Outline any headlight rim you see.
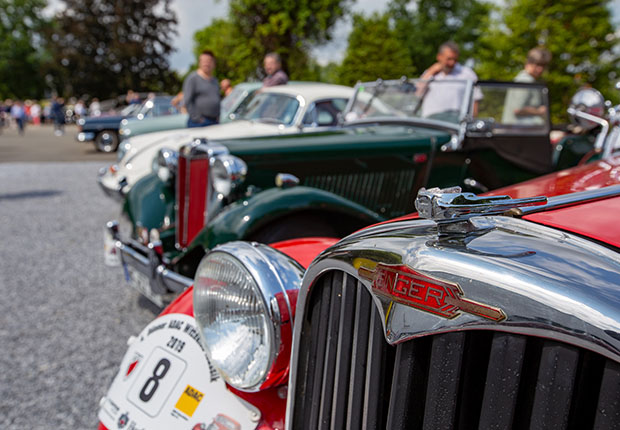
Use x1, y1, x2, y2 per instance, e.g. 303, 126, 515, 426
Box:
193, 241, 304, 392
210, 154, 247, 197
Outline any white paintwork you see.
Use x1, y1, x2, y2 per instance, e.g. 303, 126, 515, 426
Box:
101, 83, 354, 196
98, 313, 257, 429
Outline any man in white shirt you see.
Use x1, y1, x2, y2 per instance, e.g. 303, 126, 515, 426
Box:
419, 42, 482, 118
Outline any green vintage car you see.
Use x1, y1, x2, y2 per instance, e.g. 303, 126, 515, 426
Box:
105, 78, 602, 306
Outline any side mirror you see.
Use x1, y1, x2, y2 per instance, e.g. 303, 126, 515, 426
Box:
568, 87, 606, 130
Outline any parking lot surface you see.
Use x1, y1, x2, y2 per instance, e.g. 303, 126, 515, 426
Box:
0, 130, 154, 429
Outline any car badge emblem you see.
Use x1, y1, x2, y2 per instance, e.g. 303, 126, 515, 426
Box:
359, 263, 506, 321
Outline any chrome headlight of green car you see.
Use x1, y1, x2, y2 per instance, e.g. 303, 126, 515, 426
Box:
210, 154, 247, 197
152, 147, 179, 182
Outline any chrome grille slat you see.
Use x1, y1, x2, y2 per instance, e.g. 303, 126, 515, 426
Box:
292, 270, 620, 429
529, 342, 579, 428
478, 333, 527, 429
593, 360, 620, 429
346, 281, 372, 429
330, 273, 357, 429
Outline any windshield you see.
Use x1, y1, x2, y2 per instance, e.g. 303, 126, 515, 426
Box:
221, 86, 249, 113
344, 78, 473, 125
120, 103, 142, 117
237, 92, 300, 125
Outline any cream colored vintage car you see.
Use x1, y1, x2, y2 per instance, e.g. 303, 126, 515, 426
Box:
98, 83, 354, 200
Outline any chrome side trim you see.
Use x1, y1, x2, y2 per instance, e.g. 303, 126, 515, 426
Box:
519, 184, 620, 216
286, 215, 620, 429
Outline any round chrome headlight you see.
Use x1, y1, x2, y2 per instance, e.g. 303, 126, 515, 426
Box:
193, 242, 304, 391
210, 155, 247, 196
153, 147, 178, 182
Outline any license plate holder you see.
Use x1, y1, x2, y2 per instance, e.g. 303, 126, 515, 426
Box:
126, 265, 163, 307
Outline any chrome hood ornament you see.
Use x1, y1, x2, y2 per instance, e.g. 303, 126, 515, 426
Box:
415, 186, 547, 235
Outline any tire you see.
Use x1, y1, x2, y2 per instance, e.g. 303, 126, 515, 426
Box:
95, 130, 119, 152
249, 213, 339, 245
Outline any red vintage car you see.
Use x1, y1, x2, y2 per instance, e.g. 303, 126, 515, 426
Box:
98, 155, 620, 430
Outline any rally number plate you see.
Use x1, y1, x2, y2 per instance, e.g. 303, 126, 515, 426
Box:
99, 314, 257, 430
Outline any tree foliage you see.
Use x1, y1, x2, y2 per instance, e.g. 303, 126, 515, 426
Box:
0, 0, 49, 99
46, 0, 179, 98
476, 0, 618, 122
193, 0, 353, 83
388, 0, 493, 75
338, 13, 415, 86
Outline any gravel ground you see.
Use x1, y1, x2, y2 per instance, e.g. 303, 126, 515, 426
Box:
0, 162, 155, 429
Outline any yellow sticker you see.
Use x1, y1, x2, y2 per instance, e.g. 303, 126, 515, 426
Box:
174, 385, 204, 417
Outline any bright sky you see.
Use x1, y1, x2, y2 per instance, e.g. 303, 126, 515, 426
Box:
47, 0, 620, 73
168, 0, 389, 72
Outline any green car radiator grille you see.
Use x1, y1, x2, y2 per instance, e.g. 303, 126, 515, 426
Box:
303, 169, 417, 218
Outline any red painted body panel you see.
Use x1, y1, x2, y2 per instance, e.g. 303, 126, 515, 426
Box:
131, 237, 337, 430
523, 196, 620, 249
270, 237, 339, 268
487, 155, 620, 199
98, 423, 108, 430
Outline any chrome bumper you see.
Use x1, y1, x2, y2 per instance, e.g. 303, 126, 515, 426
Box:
107, 221, 193, 295
77, 131, 96, 142
97, 167, 127, 202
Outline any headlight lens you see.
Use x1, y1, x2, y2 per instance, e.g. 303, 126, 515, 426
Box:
117, 141, 131, 162
194, 252, 273, 389
153, 147, 178, 182
194, 242, 304, 391
210, 155, 247, 196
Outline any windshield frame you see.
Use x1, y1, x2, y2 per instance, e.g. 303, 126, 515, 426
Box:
343, 78, 474, 129
236, 92, 304, 127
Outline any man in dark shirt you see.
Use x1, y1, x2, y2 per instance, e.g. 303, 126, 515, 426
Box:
183, 50, 221, 128
262, 52, 288, 87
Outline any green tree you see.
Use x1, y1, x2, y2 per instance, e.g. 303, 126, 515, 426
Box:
338, 13, 415, 86
193, 0, 353, 83
46, 0, 179, 98
0, 0, 49, 99
389, 0, 493, 75
476, 0, 618, 122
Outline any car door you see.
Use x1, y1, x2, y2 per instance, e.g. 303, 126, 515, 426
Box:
462, 81, 552, 190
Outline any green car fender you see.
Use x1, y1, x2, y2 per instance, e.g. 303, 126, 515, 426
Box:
184, 185, 385, 255
125, 173, 175, 231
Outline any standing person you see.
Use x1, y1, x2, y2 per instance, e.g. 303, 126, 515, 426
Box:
182, 50, 221, 128
502, 47, 551, 125
419, 41, 482, 117
30, 100, 41, 126
74, 99, 86, 120
89, 98, 101, 117
11, 100, 26, 135
52, 97, 66, 136
262, 52, 288, 87
220, 79, 233, 97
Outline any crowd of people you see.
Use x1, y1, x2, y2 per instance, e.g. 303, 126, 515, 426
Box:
0, 96, 106, 136
1, 43, 550, 136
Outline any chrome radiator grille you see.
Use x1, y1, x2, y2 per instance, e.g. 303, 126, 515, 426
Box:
292, 270, 620, 429
303, 169, 417, 218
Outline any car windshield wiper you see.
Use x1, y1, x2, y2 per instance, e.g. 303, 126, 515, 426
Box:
412, 76, 435, 116
360, 83, 385, 116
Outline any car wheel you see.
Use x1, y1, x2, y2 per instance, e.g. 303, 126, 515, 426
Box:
95, 130, 119, 152
249, 213, 339, 244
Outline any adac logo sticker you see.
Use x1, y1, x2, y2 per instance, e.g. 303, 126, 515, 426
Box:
174, 385, 204, 418
359, 263, 505, 321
